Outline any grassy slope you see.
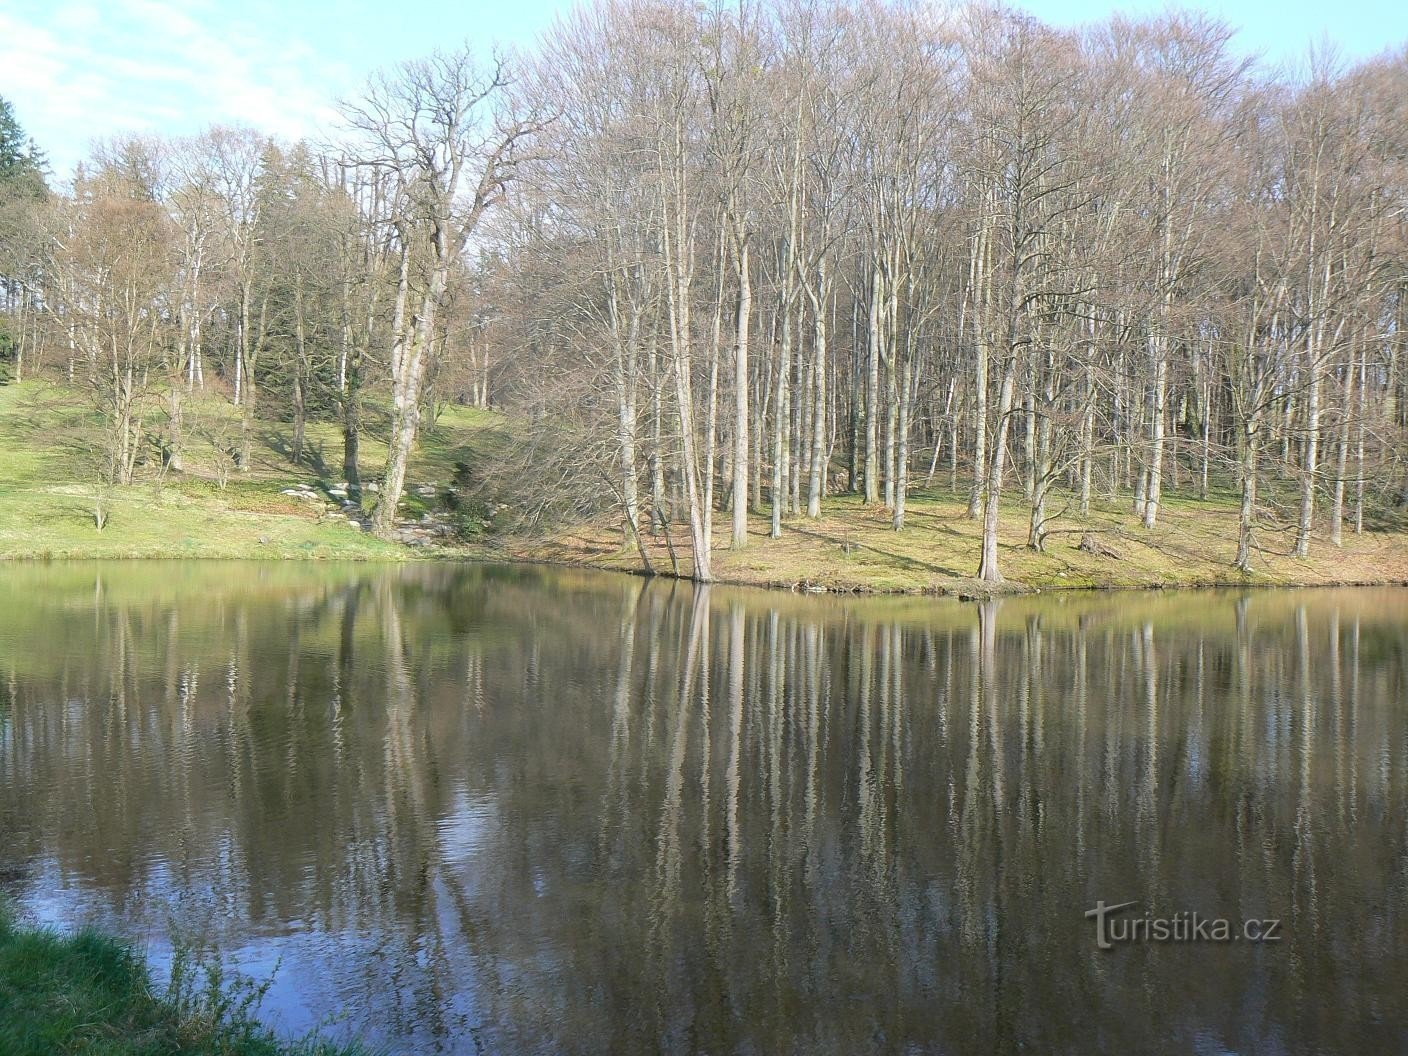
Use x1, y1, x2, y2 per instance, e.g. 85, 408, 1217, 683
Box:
0, 906, 361, 1056
502, 485, 1408, 595
0, 379, 494, 561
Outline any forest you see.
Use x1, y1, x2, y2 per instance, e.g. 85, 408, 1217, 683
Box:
1, 0, 1406, 584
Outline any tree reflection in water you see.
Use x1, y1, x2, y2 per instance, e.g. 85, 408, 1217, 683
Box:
1, 562, 1405, 1054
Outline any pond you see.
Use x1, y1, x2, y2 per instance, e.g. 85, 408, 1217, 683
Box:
0, 562, 1405, 1054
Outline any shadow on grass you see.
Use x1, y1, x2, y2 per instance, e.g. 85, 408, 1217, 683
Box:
259, 430, 331, 479
781, 521, 969, 579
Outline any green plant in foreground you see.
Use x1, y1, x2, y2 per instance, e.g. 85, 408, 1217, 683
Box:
0, 903, 369, 1056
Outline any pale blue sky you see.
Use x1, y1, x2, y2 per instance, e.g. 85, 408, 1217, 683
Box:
2, 0, 1404, 177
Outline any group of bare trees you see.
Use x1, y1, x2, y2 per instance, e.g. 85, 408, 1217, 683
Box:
1, 1, 1406, 575
488, 0, 1408, 582
0, 49, 530, 530
3, 128, 378, 514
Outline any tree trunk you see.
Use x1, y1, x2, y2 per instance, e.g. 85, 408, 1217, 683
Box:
978, 353, 1017, 584
1295, 357, 1321, 558
771, 300, 792, 539
968, 221, 989, 520
1142, 330, 1167, 528
1234, 422, 1259, 572
864, 265, 881, 504
1331, 348, 1355, 547
166, 385, 184, 472
893, 361, 914, 532
376, 245, 441, 535
731, 238, 751, 548
805, 262, 829, 518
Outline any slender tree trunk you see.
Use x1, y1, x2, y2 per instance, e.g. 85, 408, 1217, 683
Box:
978, 351, 1018, 584
1331, 348, 1355, 547
1143, 330, 1167, 528
864, 265, 881, 504
1079, 325, 1094, 516
893, 361, 914, 532
237, 289, 264, 473
1028, 349, 1054, 550
1022, 387, 1035, 502
1235, 421, 1260, 572
1200, 376, 1211, 501
615, 296, 651, 573
1295, 351, 1321, 558
292, 280, 308, 466
731, 238, 751, 548
805, 263, 829, 518
968, 221, 989, 519
771, 301, 792, 539
1354, 341, 1366, 534
660, 143, 710, 581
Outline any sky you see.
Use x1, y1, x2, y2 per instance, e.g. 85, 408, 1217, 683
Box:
2, 0, 1405, 178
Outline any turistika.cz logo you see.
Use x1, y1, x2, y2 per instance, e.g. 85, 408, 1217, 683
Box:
1085, 900, 1282, 950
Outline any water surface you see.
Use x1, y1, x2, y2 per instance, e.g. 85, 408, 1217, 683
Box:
1, 562, 1405, 1054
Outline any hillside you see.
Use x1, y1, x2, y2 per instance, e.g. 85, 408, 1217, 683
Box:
0, 379, 494, 561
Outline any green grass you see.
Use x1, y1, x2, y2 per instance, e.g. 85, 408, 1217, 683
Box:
0, 380, 501, 561
0, 904, 365, 1056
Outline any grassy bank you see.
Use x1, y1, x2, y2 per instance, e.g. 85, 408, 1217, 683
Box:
498, 487, 1408, 595
6, 376, 1408, 592
0, 905, 361, 1056
0, 379, 494, 561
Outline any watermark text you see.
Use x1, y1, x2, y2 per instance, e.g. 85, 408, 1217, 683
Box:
1085, 900, 1281, 950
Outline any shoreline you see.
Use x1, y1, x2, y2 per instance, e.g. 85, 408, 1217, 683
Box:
467, 544, 1408, 598
7, 534, 1408, 599
473, 493, 1408, 597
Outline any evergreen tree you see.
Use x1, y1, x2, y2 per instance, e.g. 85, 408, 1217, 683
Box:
0, 96, 48, 199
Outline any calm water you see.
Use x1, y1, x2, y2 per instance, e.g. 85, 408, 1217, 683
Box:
1, 563, 1405, 1054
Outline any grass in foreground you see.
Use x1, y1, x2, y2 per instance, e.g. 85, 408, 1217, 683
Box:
0, 905, 364, 1056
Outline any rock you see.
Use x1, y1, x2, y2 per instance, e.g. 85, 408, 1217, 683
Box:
1076, 533, 1120, 559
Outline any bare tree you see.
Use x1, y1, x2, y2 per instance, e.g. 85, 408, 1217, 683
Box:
344, 46, 541, 535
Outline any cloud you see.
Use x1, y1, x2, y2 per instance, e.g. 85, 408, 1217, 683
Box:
0, 0, 355, 178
